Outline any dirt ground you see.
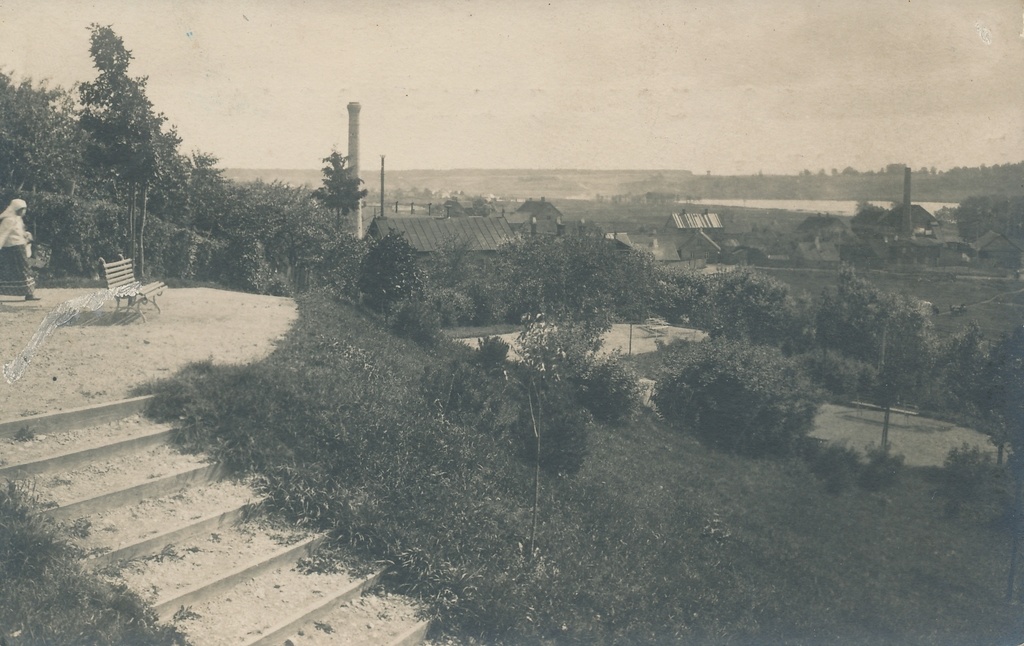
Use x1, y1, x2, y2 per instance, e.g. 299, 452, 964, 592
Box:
811, 403, 997, 468
0, 287, 297, 420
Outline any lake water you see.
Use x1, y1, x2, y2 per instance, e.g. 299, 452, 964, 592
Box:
682, 198, 958, 216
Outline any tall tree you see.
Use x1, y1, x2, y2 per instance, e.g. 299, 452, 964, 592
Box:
312, 151, 367, 232
816, 267, 935, 447
78, 23, 174, 277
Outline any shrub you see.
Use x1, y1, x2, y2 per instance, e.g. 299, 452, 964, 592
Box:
390, 298, 442, 346
465, 278, 504, 325
798, 350, 877, 402
314, 234, 365, 300
30, 194, 122, 276
422, 348, 513, 428
476, 335, 510, 372
653, 339, 821, 456
359, 230, 422, 316
518, 377, 593, 475
939, 443, 1007, 517
807, 442, 862, 494
859, 445, 905, 491
575, 354, 642, 425
426, 286, 475, 327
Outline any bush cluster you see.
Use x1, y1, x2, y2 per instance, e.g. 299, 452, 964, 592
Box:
804, 442, 907, 494
654, 339, 821, 456
938, 443, 1008, 518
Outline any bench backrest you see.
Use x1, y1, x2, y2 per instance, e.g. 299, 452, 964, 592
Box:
100, 256, 137, 290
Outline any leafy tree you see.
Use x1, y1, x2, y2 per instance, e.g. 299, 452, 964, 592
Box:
815, 267, 935, 446
0, 72, 87, 195
932, 322, 1009, 455
79, 23, 180, 277
495, 229, 658, 324
850, 202, 888, 239
312, 151, 367, 231
359, 230, 422, 317
683, 269, 812, 352
653, 339, 820, 456
184, 152, 228, 234
955, 195, 1024, 242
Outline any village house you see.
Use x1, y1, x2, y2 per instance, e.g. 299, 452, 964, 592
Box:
661, 209, 724, 267
974, 230, 1024, 270
792, 237, 841, 269
507, 197, 565, 235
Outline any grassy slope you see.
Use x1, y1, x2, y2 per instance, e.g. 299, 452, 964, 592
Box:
145, 294, 1022, 645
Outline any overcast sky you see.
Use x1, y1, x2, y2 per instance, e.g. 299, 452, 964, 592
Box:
0, 0, 1020, 174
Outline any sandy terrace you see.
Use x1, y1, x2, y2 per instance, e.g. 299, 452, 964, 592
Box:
0, 287, 297, 419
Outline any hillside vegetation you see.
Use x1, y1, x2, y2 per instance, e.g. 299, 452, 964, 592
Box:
142, 293, 1023, 645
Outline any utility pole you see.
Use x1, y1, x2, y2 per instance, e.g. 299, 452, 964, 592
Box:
878, 319, 890, 451
379, 155, 385, 220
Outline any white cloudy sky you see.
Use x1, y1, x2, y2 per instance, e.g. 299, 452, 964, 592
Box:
0, 0, 1020, 174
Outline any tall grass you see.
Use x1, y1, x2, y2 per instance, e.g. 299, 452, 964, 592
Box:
142, 292, 1023, 645
0, 481, 187, 645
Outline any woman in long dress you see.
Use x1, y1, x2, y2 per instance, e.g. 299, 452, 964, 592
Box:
0, 199, 40, 300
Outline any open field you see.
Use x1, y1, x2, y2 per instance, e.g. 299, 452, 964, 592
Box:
762, 267, 1024, 339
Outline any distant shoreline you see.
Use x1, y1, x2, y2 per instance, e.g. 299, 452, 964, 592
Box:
223, 164, 1022, 204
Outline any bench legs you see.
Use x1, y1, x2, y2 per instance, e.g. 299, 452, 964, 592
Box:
112, 295, 159, 323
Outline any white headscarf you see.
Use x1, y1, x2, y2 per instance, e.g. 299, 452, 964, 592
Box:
0, 199, 27, 220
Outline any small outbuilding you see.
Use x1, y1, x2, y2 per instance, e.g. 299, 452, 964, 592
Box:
974, 231, 1024, 270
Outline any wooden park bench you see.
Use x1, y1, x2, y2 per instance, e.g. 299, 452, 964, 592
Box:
99, 255, 166, 321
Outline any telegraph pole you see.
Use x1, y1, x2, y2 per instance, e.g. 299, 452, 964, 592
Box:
380, 155, 385, 219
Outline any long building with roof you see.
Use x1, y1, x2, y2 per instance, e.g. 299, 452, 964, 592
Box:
365, 215, 515, 253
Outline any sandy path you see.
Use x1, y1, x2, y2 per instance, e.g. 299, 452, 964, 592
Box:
0, 287, 297, 419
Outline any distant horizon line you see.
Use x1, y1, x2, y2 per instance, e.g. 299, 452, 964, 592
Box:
223, 163, 1022, 176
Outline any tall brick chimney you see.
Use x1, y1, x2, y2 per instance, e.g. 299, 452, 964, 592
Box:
347, 102, 361, 179
347, 102, 362, 238
903, 166, 912, 237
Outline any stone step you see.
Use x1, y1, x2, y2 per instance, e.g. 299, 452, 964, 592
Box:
88, 502, 254, 569
0, 395, 153, 439
42, 462, 226, 522
0, 420, 174, 480
3, 400, 430, 644
154, 534, 326, 621
271, 591, 428, 646
162, 546, 382, 645
105, 516, 311, 609
77, 478, 259, 565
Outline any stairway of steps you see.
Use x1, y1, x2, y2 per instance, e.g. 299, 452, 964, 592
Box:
0, 399, 430, 646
